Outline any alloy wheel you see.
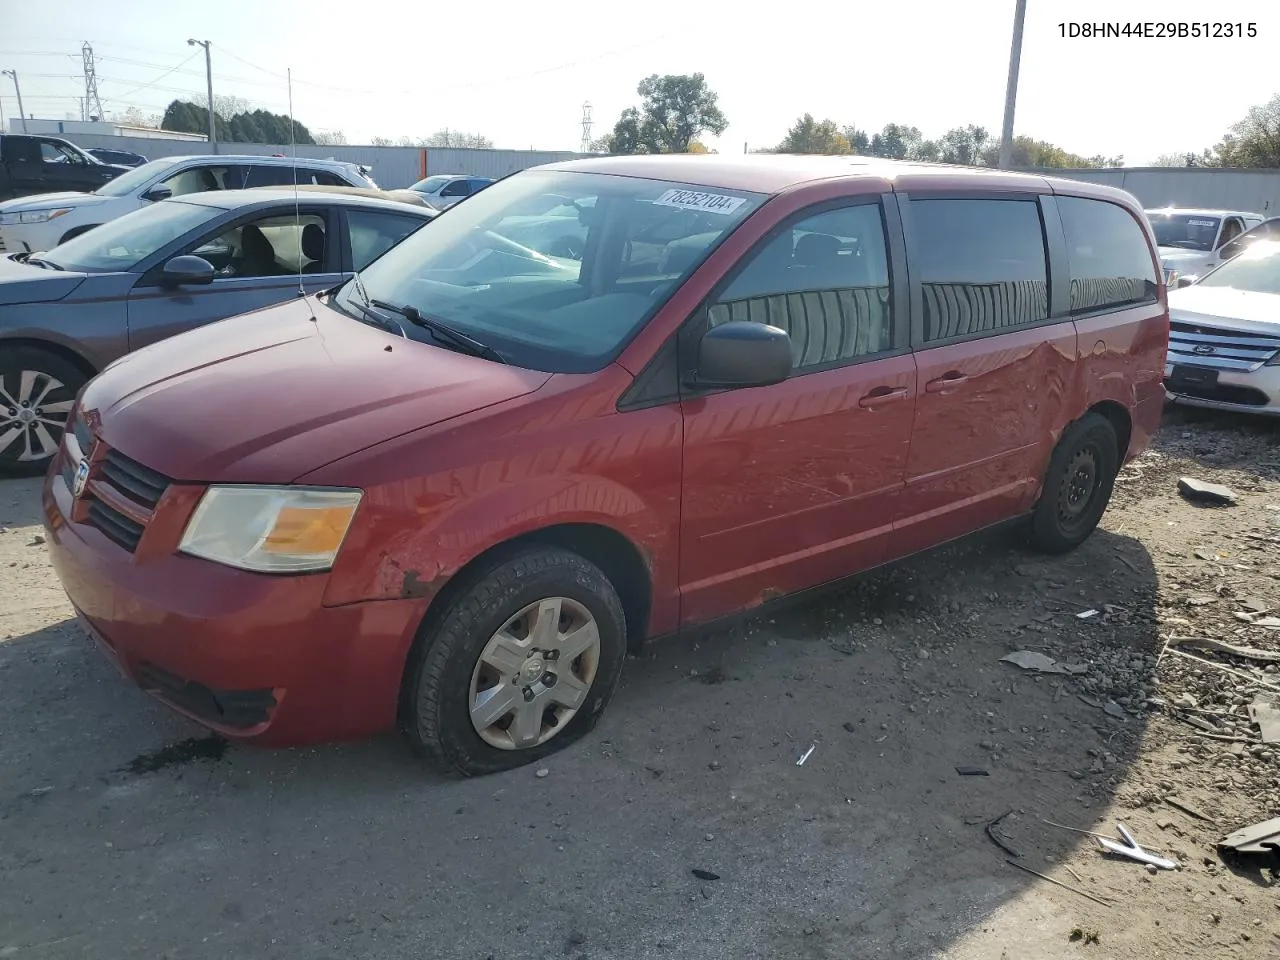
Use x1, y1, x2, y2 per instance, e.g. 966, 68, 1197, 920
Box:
0, 370, 73, 463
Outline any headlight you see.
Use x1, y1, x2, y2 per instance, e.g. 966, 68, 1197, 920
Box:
1164, 268, 1179, 286
1266, 351, 1280, 367
179, 485, 362, 573
0, 208, 73, 225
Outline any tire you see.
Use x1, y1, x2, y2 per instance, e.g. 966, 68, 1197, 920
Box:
58, 224, 100, 245
0, 346, 86, 478
404, 546, 627, 777
1029, 413, 1119, 554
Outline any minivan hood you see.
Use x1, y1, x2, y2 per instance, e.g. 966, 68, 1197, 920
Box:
1168, 285, 1280, 335
81, 298, 552, 483
1158, 248, 1211, 265
0, 254, 87, 303
0, 192, 107, 213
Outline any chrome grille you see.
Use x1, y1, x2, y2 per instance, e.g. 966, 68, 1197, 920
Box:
1167, 321, 1280, 371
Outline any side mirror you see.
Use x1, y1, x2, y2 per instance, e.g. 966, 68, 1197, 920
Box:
142, 185, 173, 203
691, 320, 793, 389
160, 255, 215, 287
1175, 275, 1196, 289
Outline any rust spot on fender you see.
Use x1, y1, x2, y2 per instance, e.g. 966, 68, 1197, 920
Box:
400, 570, 434, 599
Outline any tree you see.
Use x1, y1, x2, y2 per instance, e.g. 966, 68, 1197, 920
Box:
423, 129, 494, 148
314, 130, 347, 145
602, 73, 729, 154
369, 135, 394, 147
1151, 149, 1215, 167
867, 123, 924, 160
775, 114, 851, 154
158, 99, 313, 144
843, 125, 870, 154
212, 94, 250, 121
1214, 93, 1280, 167
937, 125, 992, 165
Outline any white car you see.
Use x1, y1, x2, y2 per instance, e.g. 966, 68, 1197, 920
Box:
406, 174, 495, 210
1146, 207, 1264, 286
0, 154, 377, 254
1164, 239, 1280, 416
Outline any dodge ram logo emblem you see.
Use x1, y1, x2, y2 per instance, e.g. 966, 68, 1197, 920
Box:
72, 458, 90, 498
1193, 344, 1215, 355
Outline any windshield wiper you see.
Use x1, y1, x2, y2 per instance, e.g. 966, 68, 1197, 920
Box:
25, 256, 64, 271
370, 299, 506, 363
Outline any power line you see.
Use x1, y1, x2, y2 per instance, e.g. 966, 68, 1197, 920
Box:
102, 52, 200, 100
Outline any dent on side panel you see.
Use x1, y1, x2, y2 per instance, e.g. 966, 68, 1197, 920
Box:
315, 377, 685, 637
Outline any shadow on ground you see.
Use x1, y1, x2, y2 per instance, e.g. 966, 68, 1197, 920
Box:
0, 520, 1161, 960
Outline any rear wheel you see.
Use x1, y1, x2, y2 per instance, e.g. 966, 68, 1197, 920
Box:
404, 546, 627, 776
1029, 413, 1119, 554
0, 347, 85, 477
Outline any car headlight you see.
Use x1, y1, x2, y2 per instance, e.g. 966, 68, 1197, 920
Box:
179, 485, 362, 573
1266, 351, 1280, 367
0, 208, 74, 225
1164, 267, 1179, 286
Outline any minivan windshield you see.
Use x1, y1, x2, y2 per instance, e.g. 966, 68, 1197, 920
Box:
1148, 212, 1221, 251
341, 170, 765, 372
93, 158, 178, 197
1196, 241, 1280, 295
40, 199, 219, 273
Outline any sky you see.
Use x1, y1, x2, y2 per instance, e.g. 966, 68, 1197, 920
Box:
1, 0, 1277, 164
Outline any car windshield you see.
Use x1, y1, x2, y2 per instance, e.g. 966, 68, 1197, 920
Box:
1196, 241, 1280, 295
341, 170, 765, 372
1149, 213, 1221, 251
411, 176, 453, 194
40, 199, 220, 273
93, 158, 178, 197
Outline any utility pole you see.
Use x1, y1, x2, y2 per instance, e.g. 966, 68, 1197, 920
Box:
997, 0, 1028, 169
187, 39, 216, 153
81, 42, 104, 121
1, 70, 27, 132
579, 102, 593, 153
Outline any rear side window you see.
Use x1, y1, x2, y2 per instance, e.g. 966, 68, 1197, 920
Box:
711, 203, 894, 370
441, 179, 470, 197
910, 198, 1048, 343
1058, 197, 1157, 312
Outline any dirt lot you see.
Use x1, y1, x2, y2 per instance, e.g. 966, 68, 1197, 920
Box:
1, 406, 1278, 960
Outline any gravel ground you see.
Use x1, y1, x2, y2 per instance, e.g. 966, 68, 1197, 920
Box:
1, 405, 1278, 960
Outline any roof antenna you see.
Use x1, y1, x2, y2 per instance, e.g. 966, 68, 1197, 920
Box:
288, 67, 314, 319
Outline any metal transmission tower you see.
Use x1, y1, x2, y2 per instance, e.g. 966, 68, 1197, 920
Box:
81, 41, 104, 121
580, 102, 593, 153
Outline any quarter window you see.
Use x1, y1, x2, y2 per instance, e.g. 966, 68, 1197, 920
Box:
910, 198, 1048, 342
347, 210, 427, 270
709, 203, 894, 370
161, 165, 243, 197
1057, 196, 1157, 312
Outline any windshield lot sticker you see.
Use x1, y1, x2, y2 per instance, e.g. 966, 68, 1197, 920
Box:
1187, 219, 1217, 227
653, 189, 746, 216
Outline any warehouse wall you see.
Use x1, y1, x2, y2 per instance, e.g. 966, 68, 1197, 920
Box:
1036, 167, 1280, 216
58, 133, 587, 189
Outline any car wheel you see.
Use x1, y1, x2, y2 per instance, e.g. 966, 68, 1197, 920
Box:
1029, 412, 1119, 554
58, 224, 100, 245
0, 347, 85, 477
405, 545, 627, 777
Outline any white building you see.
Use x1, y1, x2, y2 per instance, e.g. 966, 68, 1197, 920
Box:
5, 118, 207, 141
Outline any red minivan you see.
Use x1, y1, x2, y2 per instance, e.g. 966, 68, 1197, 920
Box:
43, 155, 1169, 775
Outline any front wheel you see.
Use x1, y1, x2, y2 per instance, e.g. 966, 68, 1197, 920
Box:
1029, 413, 1119, 554
404, 546, 627, 776
0, 347, 86, 477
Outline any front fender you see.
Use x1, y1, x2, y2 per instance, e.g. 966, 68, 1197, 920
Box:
321, 472, 673, 610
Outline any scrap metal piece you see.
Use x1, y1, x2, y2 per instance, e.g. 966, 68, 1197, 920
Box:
1218, 817, 1280, 856
796, 743, 816, 766
1248, 694, 1280, 744
1096, 822, 1177, 870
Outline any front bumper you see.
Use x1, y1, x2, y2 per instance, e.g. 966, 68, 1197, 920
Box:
42, 444, 427, 746
0, 219, 65, 255
1164, 361, 1280, 416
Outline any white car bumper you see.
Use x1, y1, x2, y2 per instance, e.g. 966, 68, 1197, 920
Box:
0, 219, 70, 255
1164, 361, 1280, 417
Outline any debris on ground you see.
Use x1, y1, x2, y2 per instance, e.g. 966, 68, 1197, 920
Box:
999, 650, 1088, 675
1096, 823, 1177, 871
955, 766, 989, 776
1069, 927, 1101, 945
1166, 635, 1280, 663
535, 768, 549, 779
1004, 859, 1113, 907
795, 743, 816, 766
1248, 694, 1280, 743
26, 534, 44, 546
1076, 609, 1099, 619
984, 809, 1020, 858
1177, 476, 1238, 506
1217, 817, 1280, 858
690, 869, 720, 881
1164, 796, 1215, 824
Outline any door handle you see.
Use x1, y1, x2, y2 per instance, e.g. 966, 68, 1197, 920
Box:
858, 386, 909, 408
925, 372, 969, 393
